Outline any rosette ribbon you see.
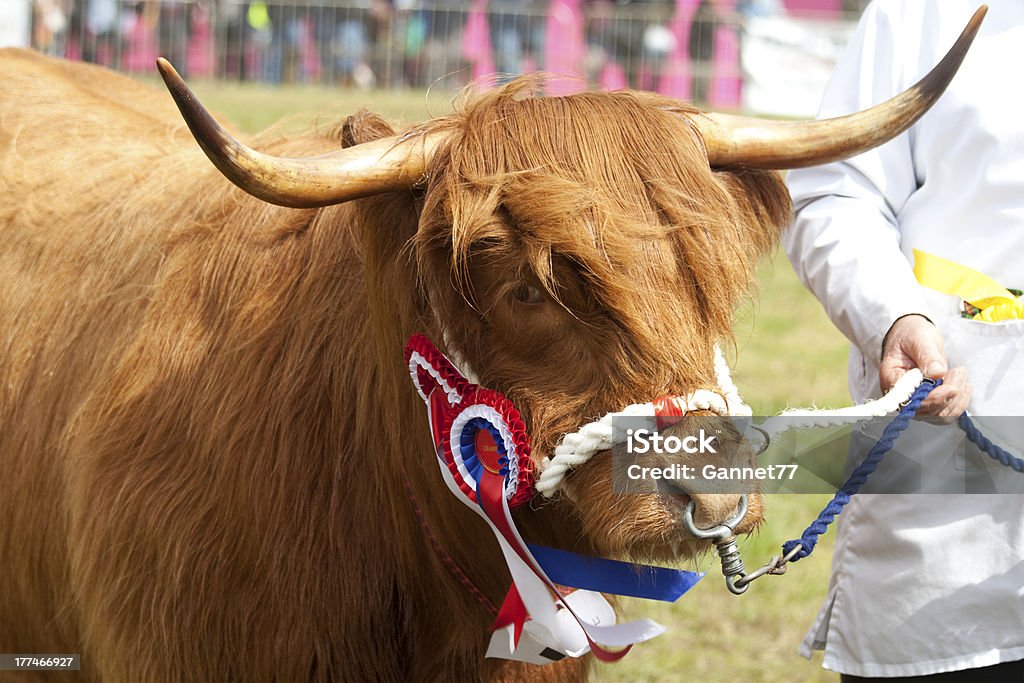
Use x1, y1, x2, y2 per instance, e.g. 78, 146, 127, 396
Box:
405, 334, 704, 664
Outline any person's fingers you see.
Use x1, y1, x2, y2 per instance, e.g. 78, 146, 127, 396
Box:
916, 367, 970, 423
904, 329, 947, 380
879, 317, 971, 424
880, 315, 948, 391
937, 367, 971, 419
879, 347, 912, 392
918, 385, 953, 414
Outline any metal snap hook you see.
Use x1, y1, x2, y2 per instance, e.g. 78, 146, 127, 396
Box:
682, 495, 749, 594
726, 573, 749, 595
730, 541, 804, 591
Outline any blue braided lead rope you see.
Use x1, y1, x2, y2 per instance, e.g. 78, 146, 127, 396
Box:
958, 414, 1024, 473
781, 379, 941, 562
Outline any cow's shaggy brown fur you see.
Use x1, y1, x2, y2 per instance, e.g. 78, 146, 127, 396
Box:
0, 49, 789, 681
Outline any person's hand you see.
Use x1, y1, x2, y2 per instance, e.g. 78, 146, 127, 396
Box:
880, 314, 970, 423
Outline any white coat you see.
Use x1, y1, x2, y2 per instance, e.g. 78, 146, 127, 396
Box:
784, 0, 1024, 676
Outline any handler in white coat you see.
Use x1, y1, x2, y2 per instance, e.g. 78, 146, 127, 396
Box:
785, 1, 1024, 679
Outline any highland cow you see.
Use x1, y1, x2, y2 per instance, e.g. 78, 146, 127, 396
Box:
0, 11, 980, 680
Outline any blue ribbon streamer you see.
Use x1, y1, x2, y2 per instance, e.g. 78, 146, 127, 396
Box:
527, 544, 704, 602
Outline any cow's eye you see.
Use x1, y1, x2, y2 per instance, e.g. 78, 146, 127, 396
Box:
512, 283, 544, 305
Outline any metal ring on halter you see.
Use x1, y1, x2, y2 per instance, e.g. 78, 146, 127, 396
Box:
899, 376, 938, 409
681, 494, 749, 540
747, 425, 770, 457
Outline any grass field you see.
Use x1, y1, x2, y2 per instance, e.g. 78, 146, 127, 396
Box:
183, 80, 852, 682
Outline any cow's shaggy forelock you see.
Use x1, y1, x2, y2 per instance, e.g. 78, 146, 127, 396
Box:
1, 52, 785, 682
411, 80, 790, 455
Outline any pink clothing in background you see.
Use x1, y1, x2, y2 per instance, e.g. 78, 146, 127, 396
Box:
781, 0, 840, 14
659, 0, 741, 107
544, 0, 586, 94
462, 0, 496, 82
657, 0, 697, 99
708, 0, 740, 108
599, 61, 629, 91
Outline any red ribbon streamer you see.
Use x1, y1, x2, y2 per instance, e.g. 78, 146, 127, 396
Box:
493, 584, 528, 648
477, 470, 632, 662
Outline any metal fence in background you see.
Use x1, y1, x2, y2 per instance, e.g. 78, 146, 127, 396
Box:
30, 1, 861, 108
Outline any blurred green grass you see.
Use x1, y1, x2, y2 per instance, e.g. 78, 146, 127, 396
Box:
183, 79, 454, 133
182, 82, 853, 682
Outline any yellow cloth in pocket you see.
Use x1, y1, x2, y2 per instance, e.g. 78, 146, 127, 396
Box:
913, 249, 1024, 322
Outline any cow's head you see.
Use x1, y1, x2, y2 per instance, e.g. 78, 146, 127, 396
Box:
156, 8, 981, 565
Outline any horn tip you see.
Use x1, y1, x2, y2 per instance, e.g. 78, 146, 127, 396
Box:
156, 58, 182, 87
965, 6, 988, 41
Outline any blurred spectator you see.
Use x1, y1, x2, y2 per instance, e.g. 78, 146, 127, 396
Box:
317, 0, 390, 87
264, 1, 328, 84
543, 0, 586, 92
462, 0, 496, 80
217, 0, 251, 80
488, 0, 547, 77
687, 0, 718, 102
81, 0, 119, 63
158, 0, 193, 75
246, 0, 274, 66
405, 0, 469, 87
264, 2, 304, 83
33, 0, 72, 55
585, 0, 674, 91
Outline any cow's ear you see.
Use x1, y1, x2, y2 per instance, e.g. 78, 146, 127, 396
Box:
336, 110, 398, 149
716, 168, 792, 260
326, 109, 425, 233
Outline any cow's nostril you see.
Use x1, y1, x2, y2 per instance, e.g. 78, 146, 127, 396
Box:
686, 492, 749, 532
682, 495, 748, 540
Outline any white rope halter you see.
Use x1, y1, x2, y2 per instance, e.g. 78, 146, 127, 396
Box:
533, 361, 923, 497
759, 368, 924, 437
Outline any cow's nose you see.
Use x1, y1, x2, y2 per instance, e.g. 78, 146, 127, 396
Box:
687, 492, 748, 532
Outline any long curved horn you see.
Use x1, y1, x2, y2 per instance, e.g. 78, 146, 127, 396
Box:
694, 5, 986, 170
157, 58, 444, 208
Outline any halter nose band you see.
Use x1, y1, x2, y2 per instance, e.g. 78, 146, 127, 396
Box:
536, 345, 749, 497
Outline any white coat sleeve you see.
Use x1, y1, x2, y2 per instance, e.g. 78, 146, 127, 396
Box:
783, 1, 931, 365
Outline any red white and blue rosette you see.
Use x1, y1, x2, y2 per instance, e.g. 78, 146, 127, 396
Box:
404, 334, 703, 665
405, 334, 534, 509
